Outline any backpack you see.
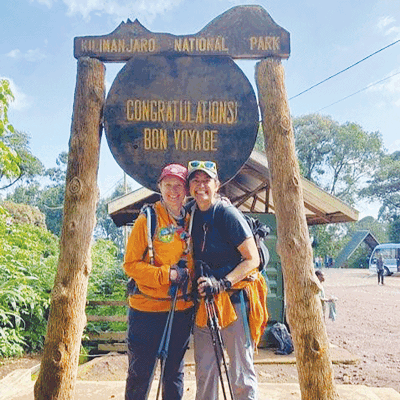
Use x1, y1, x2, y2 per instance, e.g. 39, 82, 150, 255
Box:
141, 204, 157, 263
126, 204, 157, 296
268, 322, 294, 355
243, 214, 270, 272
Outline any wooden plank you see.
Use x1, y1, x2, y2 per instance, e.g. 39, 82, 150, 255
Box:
87, 331, 126, 341
98, 343, 128, 352
87, 315, 127, 322
107, 187, 155, 215
87, 300, 127, 306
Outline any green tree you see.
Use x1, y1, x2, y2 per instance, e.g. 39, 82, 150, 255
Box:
293, 114, 335, 182
0, 80, 44, 190
361, 151, 400, 218
309, 223, 346, 261
388, 216, 400, 243
1, 130, 44, 189
293, 114, 384, 205
0, 201, 124, 358
0, 202, 59, 356
254, 122, 265, 153
0, 79, 21, 183
7, 152, 67, 235
95, 182, 129, 253
89, 239, 126, 299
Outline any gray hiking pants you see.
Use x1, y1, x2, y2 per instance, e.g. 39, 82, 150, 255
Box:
193, 302, 258, 400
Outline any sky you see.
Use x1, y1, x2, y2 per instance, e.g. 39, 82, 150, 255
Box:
1, 0, 400, 218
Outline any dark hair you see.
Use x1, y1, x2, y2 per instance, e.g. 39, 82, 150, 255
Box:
315, 270, 324, 278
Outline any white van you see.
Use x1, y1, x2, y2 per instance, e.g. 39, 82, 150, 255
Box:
369, 243, 400, 276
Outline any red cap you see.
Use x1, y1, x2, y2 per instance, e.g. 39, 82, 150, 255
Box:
158, 163, 188, 184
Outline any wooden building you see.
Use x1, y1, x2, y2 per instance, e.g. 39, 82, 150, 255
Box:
108, 150, 359, 227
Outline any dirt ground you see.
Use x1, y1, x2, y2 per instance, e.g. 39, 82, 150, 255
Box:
1, 268, 400, 393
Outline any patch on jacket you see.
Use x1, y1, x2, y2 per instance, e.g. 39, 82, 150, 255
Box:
158, 225, 176, 243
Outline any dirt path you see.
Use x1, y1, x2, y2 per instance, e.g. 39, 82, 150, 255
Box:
1, 268, 400, 393
323, 268, 400, 392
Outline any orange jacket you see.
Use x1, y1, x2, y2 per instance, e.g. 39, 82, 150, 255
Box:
124, 201, 194, 312
195, 271, 268, 347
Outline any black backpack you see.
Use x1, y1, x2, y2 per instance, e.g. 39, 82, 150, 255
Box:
268, 322, 294, 355
243, 215, 270, 272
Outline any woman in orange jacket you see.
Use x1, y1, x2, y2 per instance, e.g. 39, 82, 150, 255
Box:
123, 164, 194, 400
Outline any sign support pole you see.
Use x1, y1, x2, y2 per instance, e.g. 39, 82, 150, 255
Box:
256, 57, 339, 400
34, 57, 105, 400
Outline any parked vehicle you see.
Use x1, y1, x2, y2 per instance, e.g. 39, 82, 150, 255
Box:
369, 243, 400, 276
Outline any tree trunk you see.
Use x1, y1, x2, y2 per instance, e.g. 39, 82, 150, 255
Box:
34, 57, 105, 400
255, 58, 339, 400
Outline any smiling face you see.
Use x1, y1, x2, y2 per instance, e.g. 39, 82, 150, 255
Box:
189, 170, 220, 211
159, 176, 186, 214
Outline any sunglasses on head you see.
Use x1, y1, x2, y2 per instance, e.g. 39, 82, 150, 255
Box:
188, 160, 217, 172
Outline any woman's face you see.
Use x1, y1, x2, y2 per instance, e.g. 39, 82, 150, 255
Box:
189, 171, 220, 211
159, 176, 186, 212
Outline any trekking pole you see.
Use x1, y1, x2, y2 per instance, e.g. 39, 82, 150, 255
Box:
204, 296, 235, 400
144, 286, 179, 400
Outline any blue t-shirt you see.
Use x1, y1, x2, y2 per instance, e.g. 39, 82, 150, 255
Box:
191, 199, 252, 279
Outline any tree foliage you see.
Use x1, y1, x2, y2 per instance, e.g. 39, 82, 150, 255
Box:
0, 79, 21, 182
0, 203, 59, 356
7, 152, 67, 235
0, 80, 44, 190
360, 150, 400, 220
95, 182, 128, 253
293, 114, 384, 205
0, 201, 125, 358
388, 216, 400, 243
89, 239, 126, 299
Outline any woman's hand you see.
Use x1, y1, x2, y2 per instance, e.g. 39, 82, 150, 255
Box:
170, 264, 189, 286
197, 276, 231, 297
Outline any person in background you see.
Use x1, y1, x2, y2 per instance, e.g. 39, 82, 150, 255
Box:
315, 269, 337, 321
123, 164, 194, 400
187, 160, 268, 400
377, 253, 384, 285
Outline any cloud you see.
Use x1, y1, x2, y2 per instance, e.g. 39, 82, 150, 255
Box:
6, 49, 22, 58
6, 48, 47, 62
33, 0, 53, 7
0, 77, 31, 111
377, 16, 395, 30
390, 139, 400, 151
377, 15, 400, 39
385, 26, 400, 40
374, 71, 400, 94
367, 69, 400, 108
33, 0, 185, 22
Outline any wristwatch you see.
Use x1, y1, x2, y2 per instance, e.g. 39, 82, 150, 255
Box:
222, 277, 232, 290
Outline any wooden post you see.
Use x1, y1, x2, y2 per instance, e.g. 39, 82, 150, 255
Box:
255, 58, 340, 400
34, 57, 105, 400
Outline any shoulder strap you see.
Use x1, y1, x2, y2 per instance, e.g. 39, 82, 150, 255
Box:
145, 207, 155, 265
188, 201, 197, 238
140, 204, 157, 265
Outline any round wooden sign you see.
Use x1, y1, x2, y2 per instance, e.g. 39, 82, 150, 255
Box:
104, 54, 258, 191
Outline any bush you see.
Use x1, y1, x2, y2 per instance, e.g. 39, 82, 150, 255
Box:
0, 202, 126, 358
89, 239, 126, 300
0, 204, 59, 357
